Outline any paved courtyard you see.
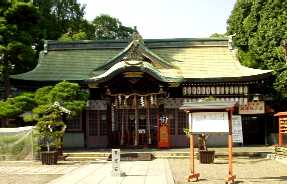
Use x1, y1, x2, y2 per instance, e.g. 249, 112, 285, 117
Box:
0, 156, 286, 184
48, 159, 174, 184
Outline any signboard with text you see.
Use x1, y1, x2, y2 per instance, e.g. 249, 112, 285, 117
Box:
232, 115, 243, 143
158, 115, 170, 148
191, 112, 229, 133
239, 101, 265, 114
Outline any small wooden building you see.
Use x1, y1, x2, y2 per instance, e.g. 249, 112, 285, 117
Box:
11, 32, 273, 148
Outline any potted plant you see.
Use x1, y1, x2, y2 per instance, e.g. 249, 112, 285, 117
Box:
197, 133, 215, 164
35, 102, 68, 165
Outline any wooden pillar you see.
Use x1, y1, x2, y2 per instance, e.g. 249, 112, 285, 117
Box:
187, 112, 200, 182
147, 103, 152, 145
279, 118, 282, 146
120, 109, 124, 145
134, 95, 139, 146
225, 109, 236, 183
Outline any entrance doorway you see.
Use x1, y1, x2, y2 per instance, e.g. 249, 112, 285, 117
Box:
114, 108, 158, 147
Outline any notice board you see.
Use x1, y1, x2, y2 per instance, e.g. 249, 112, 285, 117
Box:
191, 112, 229, 133
232, 115, 243, 143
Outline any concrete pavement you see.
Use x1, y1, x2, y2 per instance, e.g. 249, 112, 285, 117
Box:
48, 159, 175, 184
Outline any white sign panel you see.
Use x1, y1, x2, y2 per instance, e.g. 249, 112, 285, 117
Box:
232, 115, 243, 143
111, 149, 121, 177
192, 112, 229, 133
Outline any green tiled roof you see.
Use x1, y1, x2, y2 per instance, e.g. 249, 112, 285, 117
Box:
11, 38, 272, 83
12, 49, 121, 81
88, 61, 182, 84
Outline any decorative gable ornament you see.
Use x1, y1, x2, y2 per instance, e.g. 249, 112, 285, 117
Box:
123, 31, 145, 63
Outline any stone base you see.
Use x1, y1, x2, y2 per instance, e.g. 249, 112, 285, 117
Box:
186, 172, 200, 182
108, 153, 152, 161
225, 174, 236, 184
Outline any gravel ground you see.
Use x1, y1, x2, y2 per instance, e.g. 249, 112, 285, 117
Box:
169, 157, 287, 184
0, 161, 86, 184
0, 174, 61, 184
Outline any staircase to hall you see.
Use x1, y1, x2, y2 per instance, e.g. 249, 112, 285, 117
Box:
63, 147, 272, 161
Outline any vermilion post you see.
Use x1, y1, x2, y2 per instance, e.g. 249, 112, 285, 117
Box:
190, 134, 194, 173
225, 109, 236, 183
187, 112, 200, 182
278, 119, 282, 146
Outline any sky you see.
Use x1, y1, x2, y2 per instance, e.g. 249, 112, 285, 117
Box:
78, 0, 237, 39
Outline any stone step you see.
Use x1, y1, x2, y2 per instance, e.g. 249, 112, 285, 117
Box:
64, 151, 270, 161
64, 153, 110, 157
65, 156, 108, 161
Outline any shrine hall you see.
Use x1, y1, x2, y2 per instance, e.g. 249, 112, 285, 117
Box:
11, 32, 274, 148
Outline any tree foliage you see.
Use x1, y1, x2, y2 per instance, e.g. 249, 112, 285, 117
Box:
0, 92, 34, 118
210, 33, 227, 39
0, 81, 88, 125
0, 2, 41, 98
33, 0, 87, 40
227, 0, 287, 97
93, 14, 134, 40
31, 81, 89, 121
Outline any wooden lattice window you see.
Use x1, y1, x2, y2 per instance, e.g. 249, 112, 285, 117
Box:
66, 114, 82, 131
99, 111, 107, 136
177, 110, 188, 135
88, 110, 108, 136
166, 109, 176, 135
149, 108, 158, 129
88, 110, 98, 136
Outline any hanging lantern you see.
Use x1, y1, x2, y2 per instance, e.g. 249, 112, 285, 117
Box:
187, 87, 192, 95
124, 95, 129, 107
234, 86, 239, 94
239, 86, 243, 94
150, 95, 154, 105
140, 96, 144, 107
220, 86, 225, 94
244, 86, 248, 95
118, 95, 122, 106
201, 86, 206, 95
206, 86, 210, 95
183, 87, 187, 96
229, 86, 234, 94
216, 86, 220, 95
211, 86, 215, 95
225, 86, 229, 94
192, 86, 197, 95
197, 86, 201, 94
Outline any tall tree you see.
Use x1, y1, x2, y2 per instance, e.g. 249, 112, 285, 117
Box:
93, 14, 134, 40
33, 0, 87, 40
0, 2, 41, 98
227, 0, 287, 97
210, 33, 227, 39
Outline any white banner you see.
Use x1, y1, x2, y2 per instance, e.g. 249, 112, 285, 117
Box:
232, 115, 243, 143
191, 112, 229, 133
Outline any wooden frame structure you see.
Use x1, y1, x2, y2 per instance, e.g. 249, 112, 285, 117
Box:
180, 101, 236, 183
274, 112, 287, 146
